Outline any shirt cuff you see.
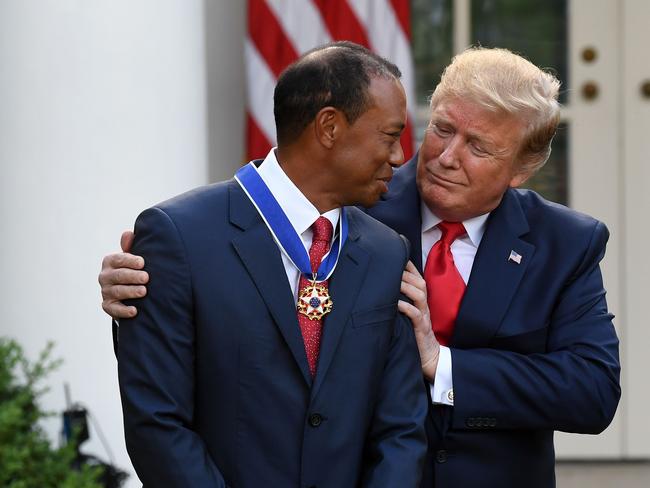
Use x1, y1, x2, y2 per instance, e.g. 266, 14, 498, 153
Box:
429, 346, 454, 405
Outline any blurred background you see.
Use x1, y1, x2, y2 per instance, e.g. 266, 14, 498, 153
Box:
1, 0, 648, 486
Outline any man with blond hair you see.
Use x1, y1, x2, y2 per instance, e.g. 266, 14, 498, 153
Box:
100, 46, 620, 487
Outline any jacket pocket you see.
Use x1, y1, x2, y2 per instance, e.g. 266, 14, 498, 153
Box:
491, 324, 549, 354
350, 303, 397, 329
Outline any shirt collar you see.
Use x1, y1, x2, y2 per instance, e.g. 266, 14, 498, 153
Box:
420, 199, 489, 248
257, 148, 340, 235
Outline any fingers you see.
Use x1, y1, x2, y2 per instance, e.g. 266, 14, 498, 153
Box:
401, 264, 428, 301
102, 251, 145, 271
101, 283, 146, 320
98, 245, 147, 320
99, 267, 149, 289
398, 299, 424, 322
101, 252, 144, 272
402, 265, 426, 288
120, 230, 135, 253
402, 262, 427, 293
399, 299, 440, 381
398, 298, 430, 333
102, 299, 138, 320
102, 284, 147, 301
404, 260, 421, 276
400, 279, 427, 307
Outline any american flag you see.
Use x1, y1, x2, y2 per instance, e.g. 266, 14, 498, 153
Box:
508, 250, 522, 265
245, 0, 415, 161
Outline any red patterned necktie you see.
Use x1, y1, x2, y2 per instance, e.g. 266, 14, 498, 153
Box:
297, 216, 333, 377
423, 221, 467, 346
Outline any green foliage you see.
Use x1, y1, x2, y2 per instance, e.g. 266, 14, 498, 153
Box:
0, 338, 103, 488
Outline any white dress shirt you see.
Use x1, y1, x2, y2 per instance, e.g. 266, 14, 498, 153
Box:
257, 149, 340, 300
420, 201, 490, 405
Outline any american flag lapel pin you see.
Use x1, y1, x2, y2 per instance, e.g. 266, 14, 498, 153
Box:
508, 250, 522, 264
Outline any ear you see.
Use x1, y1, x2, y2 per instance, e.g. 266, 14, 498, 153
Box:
509, 169, 533, 188
314, 107, 345, 149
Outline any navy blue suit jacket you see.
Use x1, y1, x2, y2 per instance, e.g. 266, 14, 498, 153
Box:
118, 179, 429, 487
367, 157, 621, 488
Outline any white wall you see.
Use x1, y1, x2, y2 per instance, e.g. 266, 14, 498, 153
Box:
0, 1, 245, 485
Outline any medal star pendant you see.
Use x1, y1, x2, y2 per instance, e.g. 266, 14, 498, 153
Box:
297, 278, 333, 321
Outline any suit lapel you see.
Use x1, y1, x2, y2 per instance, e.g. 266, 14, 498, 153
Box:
452, 190, 535, 348
229, 183, 313, 386
311, 209, 370, 398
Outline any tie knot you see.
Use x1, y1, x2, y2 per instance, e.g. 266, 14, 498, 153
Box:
312, 216, 333, 243
438, 221, 466, 245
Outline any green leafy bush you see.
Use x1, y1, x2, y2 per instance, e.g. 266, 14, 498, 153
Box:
0, 338, 103, 487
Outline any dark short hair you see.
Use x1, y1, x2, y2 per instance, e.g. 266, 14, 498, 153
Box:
273, 41, 401, 145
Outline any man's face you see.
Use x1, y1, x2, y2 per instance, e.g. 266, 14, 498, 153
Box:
416, 97, 531, 222
331, 76, 407, 208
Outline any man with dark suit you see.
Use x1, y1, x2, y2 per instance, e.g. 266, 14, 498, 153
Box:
109, 42, 428, 487
101, 47, 620, 487
389, 47, 620, 487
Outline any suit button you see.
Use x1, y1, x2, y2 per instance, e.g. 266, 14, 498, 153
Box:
465, 418, 475, 428
308, 413, 323, 427
489, 418, 497, 427
436, 450, 447, 463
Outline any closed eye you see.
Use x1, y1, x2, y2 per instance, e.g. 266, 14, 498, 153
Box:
470, 143, 490, 157
430, 124, 453, 137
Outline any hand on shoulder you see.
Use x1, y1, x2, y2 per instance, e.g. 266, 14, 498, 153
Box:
398, 260, 440, 381
99, 230, 149, 319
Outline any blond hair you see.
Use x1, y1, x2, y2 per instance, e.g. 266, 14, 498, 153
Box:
430, 47, 561, 175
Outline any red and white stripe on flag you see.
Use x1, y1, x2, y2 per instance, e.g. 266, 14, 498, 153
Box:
246, 0, 415, 162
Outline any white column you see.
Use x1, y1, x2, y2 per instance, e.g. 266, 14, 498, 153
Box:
622, 0, 650, 458
0, 1, 244, 485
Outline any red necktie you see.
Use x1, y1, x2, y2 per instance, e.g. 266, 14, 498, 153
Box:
423, 221, 467, 346
297, 216, 333, 377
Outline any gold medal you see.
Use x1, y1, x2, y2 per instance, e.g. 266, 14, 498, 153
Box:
297, 276, 333, 321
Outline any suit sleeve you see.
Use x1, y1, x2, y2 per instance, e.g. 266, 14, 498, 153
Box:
451, 221, 620, 433
361, 242, 429, 488
118, 207, 227, 487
